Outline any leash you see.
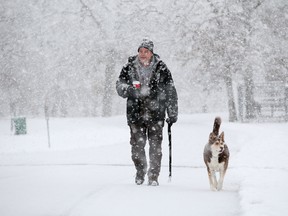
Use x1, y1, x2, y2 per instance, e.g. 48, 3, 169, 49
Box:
168, 123, 172, 181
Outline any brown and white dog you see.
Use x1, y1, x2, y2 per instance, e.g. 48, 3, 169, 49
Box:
203, 117, 230, 191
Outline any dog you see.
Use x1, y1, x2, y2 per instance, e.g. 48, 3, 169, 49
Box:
203, 117, 230, 191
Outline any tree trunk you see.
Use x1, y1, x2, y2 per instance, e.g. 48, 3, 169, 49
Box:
244, 69, 256, 119
224, 72, 238, 122
102, 49, 115, 117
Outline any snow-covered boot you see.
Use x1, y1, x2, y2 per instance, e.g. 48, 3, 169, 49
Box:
148, 174, 159, 186
135, 171, 145, 185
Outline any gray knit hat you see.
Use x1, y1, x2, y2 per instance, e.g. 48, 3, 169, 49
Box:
138, 38, 154, 53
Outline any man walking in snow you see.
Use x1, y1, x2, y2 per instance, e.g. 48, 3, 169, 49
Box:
116, 38, 178, 186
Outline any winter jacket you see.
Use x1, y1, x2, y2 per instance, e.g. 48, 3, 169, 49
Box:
116, 54, 178, 125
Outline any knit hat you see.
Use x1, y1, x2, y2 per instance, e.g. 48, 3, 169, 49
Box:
138, 39, 154, 53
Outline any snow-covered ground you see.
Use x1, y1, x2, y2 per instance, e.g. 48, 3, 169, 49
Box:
0, 113, 287, 216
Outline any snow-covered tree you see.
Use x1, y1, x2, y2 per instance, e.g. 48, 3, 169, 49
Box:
0, 0, 286, 121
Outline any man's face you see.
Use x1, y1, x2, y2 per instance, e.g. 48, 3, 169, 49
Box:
138, 47, 153, 66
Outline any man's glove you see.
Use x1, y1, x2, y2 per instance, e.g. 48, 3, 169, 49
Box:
127, 86, 140, 99
166, 117, 177, 125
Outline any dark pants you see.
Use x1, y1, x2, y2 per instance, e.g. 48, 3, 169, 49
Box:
129, 122, 163, 179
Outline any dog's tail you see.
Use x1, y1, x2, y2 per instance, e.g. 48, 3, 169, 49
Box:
212, 117, 221, 136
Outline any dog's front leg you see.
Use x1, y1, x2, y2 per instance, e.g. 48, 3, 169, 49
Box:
211, 171, 218, 190
208, 169, 217, 191
217, 169, 225, 191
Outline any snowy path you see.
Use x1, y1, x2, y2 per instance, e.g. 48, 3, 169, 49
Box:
0, 165, 240, 216
1, 114, 288, 215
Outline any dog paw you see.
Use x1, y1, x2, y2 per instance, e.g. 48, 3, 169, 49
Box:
210, 186, 217, 191
217, 184, 223, 191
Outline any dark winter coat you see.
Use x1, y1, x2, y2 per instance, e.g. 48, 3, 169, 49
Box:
116, 54, 178, 125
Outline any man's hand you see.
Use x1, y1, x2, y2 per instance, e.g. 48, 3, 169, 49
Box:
166, 117, 177, 125
127, 86, 140, 99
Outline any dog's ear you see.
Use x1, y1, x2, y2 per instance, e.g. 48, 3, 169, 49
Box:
219, 132, 225, 141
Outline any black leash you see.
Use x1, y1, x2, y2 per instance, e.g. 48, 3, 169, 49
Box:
168, 123, 172, 181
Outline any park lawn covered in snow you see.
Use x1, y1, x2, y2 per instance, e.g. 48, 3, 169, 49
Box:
0, 113, 288, 216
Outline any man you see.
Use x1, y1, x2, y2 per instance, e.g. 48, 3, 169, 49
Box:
116, 39, 178, 186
